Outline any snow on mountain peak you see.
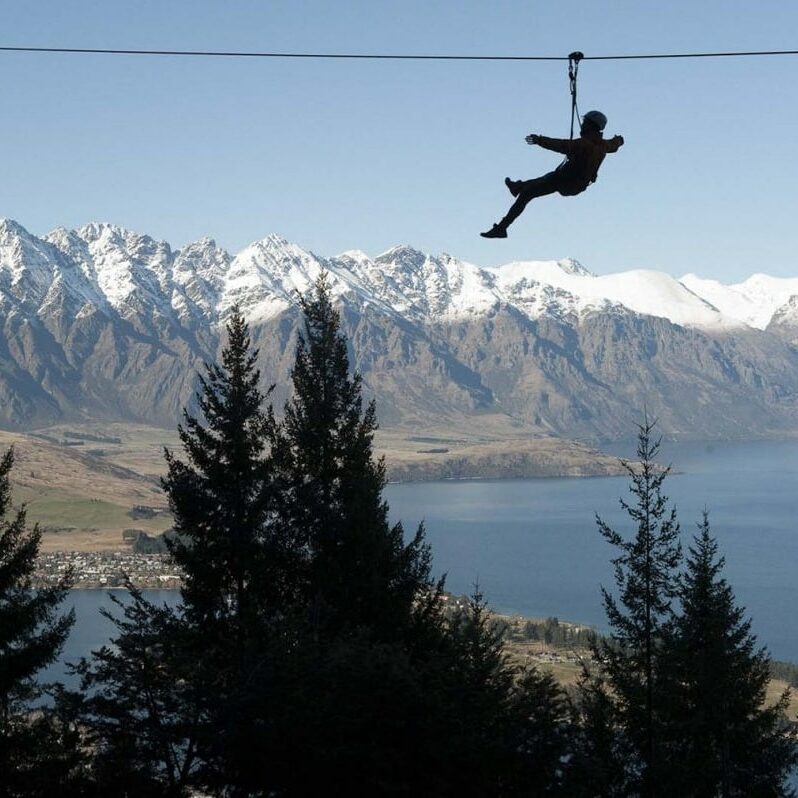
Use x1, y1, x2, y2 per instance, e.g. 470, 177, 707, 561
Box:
492, 261, 741, 328
181, 236, 220, 251
77, 221, 163, 253
558, 258, 593, 277
336, 249, 371, 264
0, 218, 32, 240
220, 235, 331, 321
0, 219, 796, 332
0, 219, 65, 305
172, 239, 231, 321
343, 245, 498, 320
375, 244, 427, 269
680, 273, 798, 329
63, 223, 176, 320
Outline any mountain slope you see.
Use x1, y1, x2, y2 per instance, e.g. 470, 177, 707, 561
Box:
0, 218, 797, 440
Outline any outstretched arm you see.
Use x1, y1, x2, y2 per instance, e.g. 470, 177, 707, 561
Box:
525, 134, 576, 154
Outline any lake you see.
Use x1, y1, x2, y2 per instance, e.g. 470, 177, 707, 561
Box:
48, 438, 798, 685
387, 438, 798, 660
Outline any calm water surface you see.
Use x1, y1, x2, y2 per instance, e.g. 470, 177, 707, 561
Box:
386, 439, 798, 660
51, 440, 798, 682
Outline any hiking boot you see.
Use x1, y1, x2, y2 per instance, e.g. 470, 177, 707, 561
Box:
505, 177, 521, 197
480, 224, 508, 239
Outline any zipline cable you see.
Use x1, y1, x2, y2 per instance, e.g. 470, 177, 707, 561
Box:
1, 45, 798, 61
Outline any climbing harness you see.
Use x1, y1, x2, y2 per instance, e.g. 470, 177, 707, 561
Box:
567, 51, 583, 139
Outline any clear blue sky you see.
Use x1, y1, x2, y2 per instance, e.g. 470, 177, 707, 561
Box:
1, 1, 796, 281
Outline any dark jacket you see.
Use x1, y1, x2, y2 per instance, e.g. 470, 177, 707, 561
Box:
537, 131, 624, 194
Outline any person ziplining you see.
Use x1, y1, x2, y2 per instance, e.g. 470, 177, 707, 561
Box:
480, 111, 624, 238
481, 52, 624, 239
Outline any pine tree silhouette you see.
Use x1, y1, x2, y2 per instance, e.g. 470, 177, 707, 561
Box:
75, 587, 203, 795
663, 512, 796, 795
592, 417, 681, 797
165, 305, 294, 632
0, 447, 77, 795
272, 271, 437, 643
82, 307, 292, 795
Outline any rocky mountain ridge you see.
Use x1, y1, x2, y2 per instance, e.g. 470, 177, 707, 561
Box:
1, 218, 798, 440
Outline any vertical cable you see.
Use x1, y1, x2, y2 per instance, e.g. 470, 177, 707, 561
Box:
568, 51, 584, 139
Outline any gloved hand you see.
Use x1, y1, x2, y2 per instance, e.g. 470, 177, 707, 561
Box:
525, 134, 540, 145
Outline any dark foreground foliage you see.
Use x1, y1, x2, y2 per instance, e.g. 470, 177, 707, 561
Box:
0, 447, 80, 796
661, 513, 795, 796
73, 280, 570, 796
570, 421, 796, 798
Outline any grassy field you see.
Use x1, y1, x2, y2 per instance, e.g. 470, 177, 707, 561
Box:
0, 425, 174, 551
0, 420, 624, 552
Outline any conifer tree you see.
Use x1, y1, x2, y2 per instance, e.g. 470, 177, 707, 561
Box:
0, 446, 76, 795
442, 588, 570, 796
161, 305, 299, 793
164, 305, 294, 633
266, 275, 578, 795
565, 671, 634, 797
252, 272, 449, 793
82, 308, 293, 795
273, 272, 437, 642
663, 512, 796, 796
442, 588, 532, 794
592, 417, 681, 797
76, 588, 203, 796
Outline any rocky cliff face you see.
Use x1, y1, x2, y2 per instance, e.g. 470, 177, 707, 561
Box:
1, 218, 797, 440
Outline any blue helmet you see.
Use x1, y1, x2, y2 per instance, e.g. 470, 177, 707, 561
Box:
582, 110, 607, 131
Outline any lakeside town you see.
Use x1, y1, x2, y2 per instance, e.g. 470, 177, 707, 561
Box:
34, 550, 182, 590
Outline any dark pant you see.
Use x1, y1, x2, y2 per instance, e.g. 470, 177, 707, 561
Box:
500, 170, 587, 229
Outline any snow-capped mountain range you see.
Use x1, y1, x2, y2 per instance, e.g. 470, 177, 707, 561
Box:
1, 217, 798, 439
4, 217, 798, 333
